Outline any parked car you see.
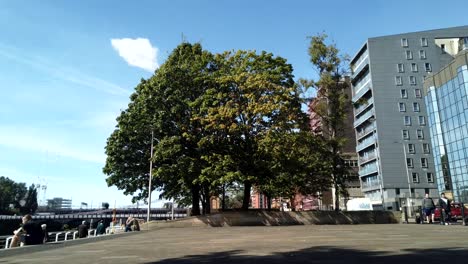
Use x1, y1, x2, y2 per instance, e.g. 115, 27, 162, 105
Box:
433, 202, 468, 222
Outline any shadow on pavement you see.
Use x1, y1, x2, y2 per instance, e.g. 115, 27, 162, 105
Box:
145, 246, 468, 264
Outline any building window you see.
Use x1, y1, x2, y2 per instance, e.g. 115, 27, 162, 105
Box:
419, 50, 426, 59
404, 116, 412, 126
416, 129, 424, 139
402, 130, 410, 140
406, 50, 413, 59
427, 172, 434, 183
399, 102, 406, 112
415, 89, 422, 98
411, 63, 418, 72
409, 76, 417, 85
401, 89, 408, 98
401, 38, 409, 47
397, 63, 405, 73
441, 44, 446, 52
407, 158, 414, 168
421, 38, 428, 47
421, 158, 428, 168
408, 144, 415, 153
413, 102, 420, 112
423, 143, 430, 153
396, 76, 403, 85
412, 172, 419, 183
419, 116, 426, 125
425, 63, 432, 72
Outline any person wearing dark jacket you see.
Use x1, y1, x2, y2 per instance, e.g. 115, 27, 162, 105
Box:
438, 193, 452, 225
96, 220, 105, 235
10, 214, 44, 247
78, 221, 89, 238
422, 193, 436, 223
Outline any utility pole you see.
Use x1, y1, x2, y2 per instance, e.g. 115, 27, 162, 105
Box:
147, 131, 154, 225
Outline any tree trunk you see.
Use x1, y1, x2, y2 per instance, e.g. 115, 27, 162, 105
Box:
222, 184, 226, 211
242, 181, 251, 210
334, 181, 340, 211
191, 185, 200, 216
266, 195, 272, 211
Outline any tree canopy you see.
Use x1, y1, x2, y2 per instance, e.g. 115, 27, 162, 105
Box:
0, 176, 38, 215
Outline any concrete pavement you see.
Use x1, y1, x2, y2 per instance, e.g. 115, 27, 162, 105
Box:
2, 224, 468, 263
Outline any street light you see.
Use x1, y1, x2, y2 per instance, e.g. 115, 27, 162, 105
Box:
147, 131, 154, 225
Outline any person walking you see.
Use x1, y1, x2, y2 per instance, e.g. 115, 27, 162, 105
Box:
438, 193, 452, 225
422, 193, 436, 224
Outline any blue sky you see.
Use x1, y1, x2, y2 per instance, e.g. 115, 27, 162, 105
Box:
0, 0, 466, 208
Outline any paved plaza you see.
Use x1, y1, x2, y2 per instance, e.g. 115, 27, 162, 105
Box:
2, 224, 468, 263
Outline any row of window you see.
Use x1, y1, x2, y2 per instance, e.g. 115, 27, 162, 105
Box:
407, 143, 431, 154
406, 157, 429, 168
404, 116, 426, 126
411, 172, 434, 183
399, 102, 420, 112
396, 75, 427, 86
404, 50, 427, 60
344, 160, 359, 167
397, 63, 432, 73
401, 89, 422, 98
402, 130, 428, 142
401, 37, 429, 48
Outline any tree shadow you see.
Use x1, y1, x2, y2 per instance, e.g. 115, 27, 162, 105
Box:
144, 246, 468, 264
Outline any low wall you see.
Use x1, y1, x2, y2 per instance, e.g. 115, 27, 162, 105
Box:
148, 210, 401, 228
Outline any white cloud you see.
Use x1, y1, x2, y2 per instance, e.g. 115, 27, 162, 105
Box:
111, 38, 159, 72
0, 126, 106, 164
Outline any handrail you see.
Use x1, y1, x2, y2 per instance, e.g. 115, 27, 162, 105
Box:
73, 231, 78, 240
55, 232, 64, 242
64, 232, 73, 241
5, 236, 13, 249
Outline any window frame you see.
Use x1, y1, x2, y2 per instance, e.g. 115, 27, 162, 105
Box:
423, 143, 430, 153
425, 63, 432, 72
415, 89, 422, 98
412, 172, 419, 183
413, 102, 420, 112
404, 116, 412, 126
419, 116, 426, 126
402, 130, 410, 140
396, 76, 403, 85
421, 158, 428, 168
407, 158, 414, 168
427, 172, 434, 183
399, 102, 406, 112
419, 50, 427, 59
401, 38, 409, 47
409, 76, 417, 85
406, 50, 413, 60
411, 63, 418, 72
401, 89, 408, 98
408, 143, 415, 153
397, 63, 405, 73
421, 38, 428, 47
416, 129, 424, 139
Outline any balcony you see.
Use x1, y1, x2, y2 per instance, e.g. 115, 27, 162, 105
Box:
356, 135, 377, 152
361, 180, 380, 191
359, 163, 378, 177
352, 81, 371, 103
355, 97, 374, 116
356, 123, 376, 140
351, 51, 369, 79
353, 109, 374, 128
359, 152, 377, 165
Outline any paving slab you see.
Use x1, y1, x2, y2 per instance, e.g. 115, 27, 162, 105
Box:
2, 224, 468, 263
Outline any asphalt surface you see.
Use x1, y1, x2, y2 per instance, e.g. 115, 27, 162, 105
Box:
2, 224, 468, 263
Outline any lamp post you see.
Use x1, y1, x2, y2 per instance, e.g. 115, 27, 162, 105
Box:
146, 131, 154, 225
401, 143, 413, 215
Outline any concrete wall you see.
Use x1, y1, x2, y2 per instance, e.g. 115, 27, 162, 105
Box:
148, 211, 401, 229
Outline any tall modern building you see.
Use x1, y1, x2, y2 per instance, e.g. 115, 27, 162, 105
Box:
350, 26, 468, 210
424, 44, 468, 202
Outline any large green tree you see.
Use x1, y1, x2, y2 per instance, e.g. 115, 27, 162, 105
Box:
104, 43, 215, 215
0, 176, 38, 214
301, 34, 352, 211
195, 50, 308, 210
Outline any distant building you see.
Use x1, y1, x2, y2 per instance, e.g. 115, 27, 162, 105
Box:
306, 78, 362, 210
47, 197, 72, 210
424, 43, 468, 202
